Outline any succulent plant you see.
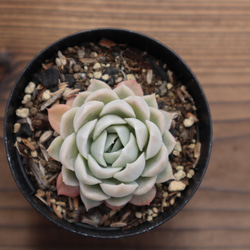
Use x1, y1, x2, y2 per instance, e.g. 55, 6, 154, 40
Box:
47, 79, 176, 210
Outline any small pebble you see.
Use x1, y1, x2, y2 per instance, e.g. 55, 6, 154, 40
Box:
16, 137, 22, 143
167, 83, 173, 89
163, 191, 168, 198
42, 90, 51, 101
93, 71, 102, 79
173, 150, 180, 157
126, 74, 136, 80
101, 74, 109, 81
30, 107, 38, 116
176, 165, 184, 171
135, 212, 142, 219
57, 51, 67, 65
31, 150, 38, 158
73, 73, 81, 80
174, 141, 182, 152
147, 215, 153, 222
152, 207, 158, 213
183, 117, 195, 127
25, 101, 33, 108
77, 49, 85, 59
168, 180, 186, 192
147, 209, 153, 216
40, 66, 60, 88
87, 73, 94, 78
14, 123, 21, 133
146, 69, 153, 84
16, 108, 29, 118
73, 64, 82, 73
187, 169, 195, 178
158, 82, 168, 96
22, 94, 32, 104
25, 82, 36, 94
185, 103, 192, 111
170, 197, 175, 205
188, 143, 196, 150
93, 63, 101, 70
174, 170, 186, 181
116, 77, 123, 83
163, 202, 169, 208
55, 57, 62, 67
90, 51, 98, 58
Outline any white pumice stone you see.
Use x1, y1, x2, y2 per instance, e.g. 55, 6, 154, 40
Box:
168, 180, 186, 192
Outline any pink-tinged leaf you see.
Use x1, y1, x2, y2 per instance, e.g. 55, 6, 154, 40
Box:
104, 202, 125, 210
104, 195, 132, 210
130, 186, 156, 206
47, 104, 71, 134
56, 172, 80, 197
66, 95, 77, 106
117, 80, 143, 96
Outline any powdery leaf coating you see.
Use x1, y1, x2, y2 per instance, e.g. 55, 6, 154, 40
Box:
47, 79, 176, 210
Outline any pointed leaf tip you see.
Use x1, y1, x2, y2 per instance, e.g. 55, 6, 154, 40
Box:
117, 80, 143, 96
130, 186, 156, 206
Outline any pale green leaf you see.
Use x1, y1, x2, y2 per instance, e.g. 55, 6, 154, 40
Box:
72, 91, 91, 107
133, 176, 157, 196
90, 130, 107, 167
93, 115, 126, 140
85, 88, 119, 104
88, 154, 122, 179
47, 136, 64, 161
100, 99, 136, 118
156, 161, 174, 183
74, 154, 101, 185
143, 94, 158, 108
59, 133, 78, 171
145, 120, 162, 159
107, 125, 130, 146
114, 153, 145, 182
100, 181, 138, 198
125, 118, 148, 151
142, 144, 168, 177
80, 183, 110, 201
61, 165, 79, 186
112, 133, 139, 168
73, 101, 104, 132
76, 119, 97, 159
124, 96, 150, 122
60, 107, 79, 139
88, 79, 111, 91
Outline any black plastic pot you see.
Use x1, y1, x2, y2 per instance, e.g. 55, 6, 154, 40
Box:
4, 28, 212, 238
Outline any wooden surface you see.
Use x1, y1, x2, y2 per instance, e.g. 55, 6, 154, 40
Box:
0, 0, 250, 249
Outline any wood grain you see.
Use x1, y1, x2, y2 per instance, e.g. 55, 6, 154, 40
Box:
1, 0, 250, 248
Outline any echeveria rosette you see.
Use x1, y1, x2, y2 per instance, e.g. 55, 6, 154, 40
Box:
47, 79, 176, 210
